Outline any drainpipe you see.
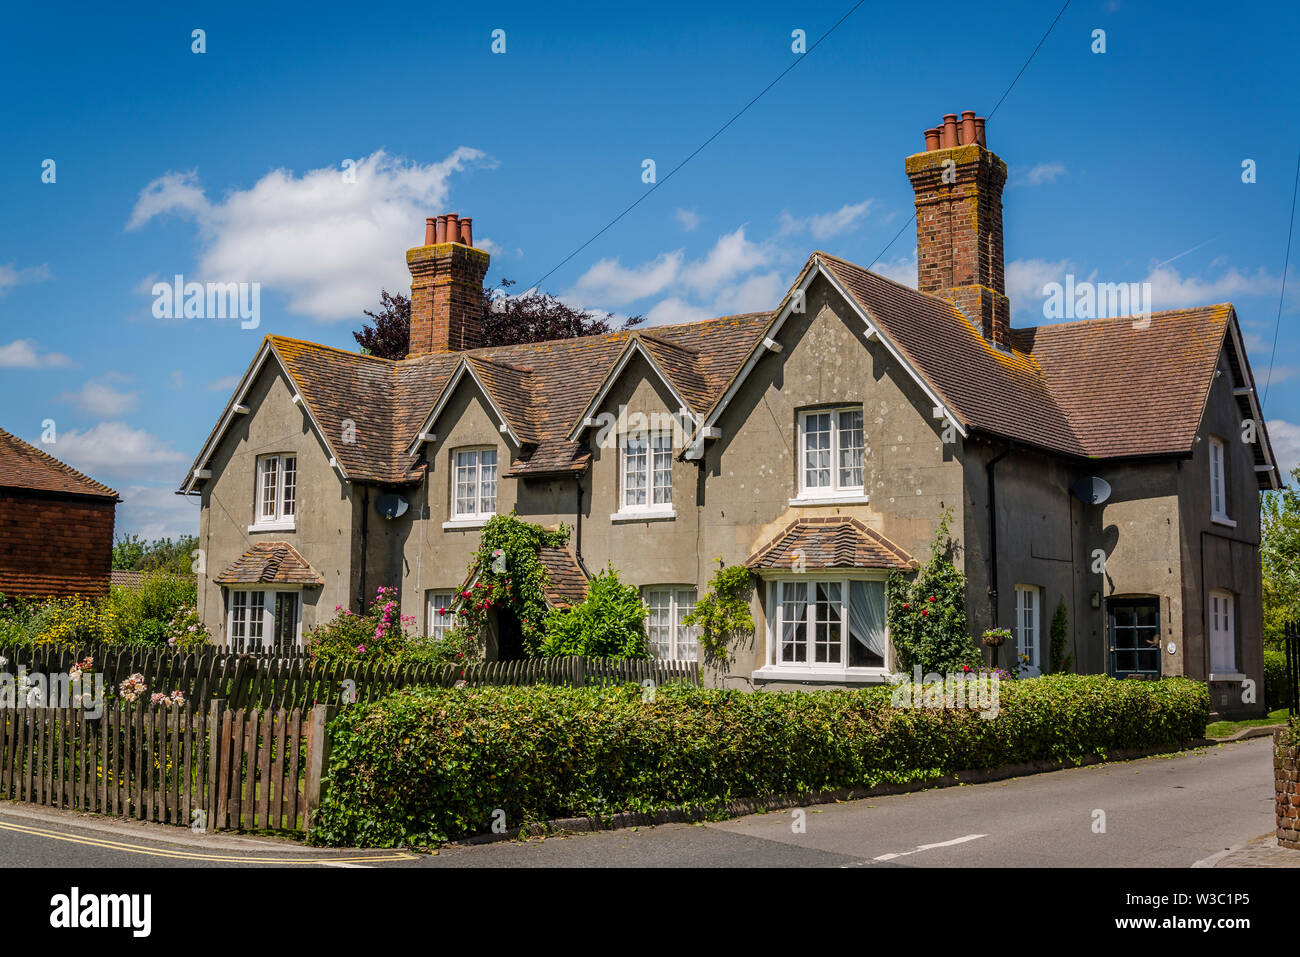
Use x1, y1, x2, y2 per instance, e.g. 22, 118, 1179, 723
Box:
573, 474, 593, 579
357, 485, 370, 611
986, 442, 1012, 667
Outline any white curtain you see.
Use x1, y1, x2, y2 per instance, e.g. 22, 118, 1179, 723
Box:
849, 580, 887, 658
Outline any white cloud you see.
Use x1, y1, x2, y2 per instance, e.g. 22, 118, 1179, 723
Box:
674, 208, 702, 232
1267, 420, 1300, 480
1144, 265, 1281, 311
1012, 162, 1067, 187
871, 255, 918, 289
682, 228, 770, 295
1006, 258, 1073, 316
58, 378, 140, 417
126, 148, 493, 322
567, 250, 684, 307
0, 338, 74, 368
645, 297, 714, 326
168, 370, 185, 389
207, 374, 241, 392
0, 262, 52, 296
50, 422, 188, 477
779, 201, 872, 241
711, 271, 787, 315
115, 485, 200, 540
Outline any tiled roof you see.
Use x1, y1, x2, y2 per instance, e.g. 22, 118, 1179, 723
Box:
215, 542, 324, 586
745, 517, 918, 571
110, 569, 146, 589
817, 253, 1243, 463
537, 546, 588, 608
183, 252, 1259, 490
0, 427, 118, 500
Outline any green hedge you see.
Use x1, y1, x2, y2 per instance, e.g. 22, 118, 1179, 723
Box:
310, 674, 1208, 847
1264, 649, 1290, 710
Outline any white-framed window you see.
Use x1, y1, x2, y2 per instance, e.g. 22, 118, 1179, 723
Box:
253, 454, 297, 527
426, 590, 456, 639
644, 587, 698, 661
798, 408, 865, 498
227, 588, 301, 648
765, 577, 888, 673
1015, 585, 1040, 669
1209, 589, 1236, 673
452, 447, 498, 520
1209, 436, 1230, 523
621, 432, 673, 512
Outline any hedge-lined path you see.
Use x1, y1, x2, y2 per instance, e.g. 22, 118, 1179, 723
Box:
417, 738, 1277, 868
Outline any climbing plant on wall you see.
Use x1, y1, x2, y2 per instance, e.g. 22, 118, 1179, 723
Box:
447, 514, 570, 658
885, 508, 981, 674
683, 559, 755, 665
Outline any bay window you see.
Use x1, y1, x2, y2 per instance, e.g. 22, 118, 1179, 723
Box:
227, 588, 301, 649
764, 577, 888, 675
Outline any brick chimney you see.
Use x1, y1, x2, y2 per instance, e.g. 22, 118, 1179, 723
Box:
406, 213, 490, 355
906, 111, 1011, 349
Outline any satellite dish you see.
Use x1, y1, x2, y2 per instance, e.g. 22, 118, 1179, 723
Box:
1070, 476, 1112, 505
375, 493, 409, 519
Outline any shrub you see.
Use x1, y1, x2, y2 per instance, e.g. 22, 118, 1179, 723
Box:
311, 674, 1209, 847
1049, 596, 1072, 673
886, 510, 981, 673
540, 567, 648, 658
308, 586, 478, 666
1263, 648, 1289, 710
683, 560, 754, 664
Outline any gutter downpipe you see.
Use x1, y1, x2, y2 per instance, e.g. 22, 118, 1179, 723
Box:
987, 442, 1013, 668
358, 485, 370, 612
573, 474, 593, 579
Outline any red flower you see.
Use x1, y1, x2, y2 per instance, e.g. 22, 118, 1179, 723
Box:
928, 596, 936, 602
921, 609, 929, 617
461, 591, 471, 598
902, 603, 910, 610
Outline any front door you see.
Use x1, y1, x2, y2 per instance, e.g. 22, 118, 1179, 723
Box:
273, 592, 300, 649
1107, 597, 1161, 678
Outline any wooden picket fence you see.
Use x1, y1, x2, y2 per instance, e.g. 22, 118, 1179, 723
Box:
0, 644, 701, 712
0, 702, 332, 833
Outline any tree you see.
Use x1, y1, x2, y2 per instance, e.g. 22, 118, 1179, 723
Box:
351, 281, 645, 359
1262, 466, 1300, 648
112, 534, 199, 575
539, 567, 649, 659
352, 289, 412, 360
1049, 596, 1073, 673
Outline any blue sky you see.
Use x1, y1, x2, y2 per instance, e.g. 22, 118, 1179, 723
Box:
2, 0, 1298, 539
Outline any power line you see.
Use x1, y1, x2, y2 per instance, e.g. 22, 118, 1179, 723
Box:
866, 0, 1072, 269
1263, 147, 1300, 407
525, 0, 872, 291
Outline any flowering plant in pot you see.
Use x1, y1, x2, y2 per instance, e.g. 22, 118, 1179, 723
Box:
981, 627, 1012, 648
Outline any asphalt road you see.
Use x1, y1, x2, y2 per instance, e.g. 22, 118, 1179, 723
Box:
0, 738, 1276, 868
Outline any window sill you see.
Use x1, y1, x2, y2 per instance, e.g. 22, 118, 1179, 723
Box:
610, 508, 677, 523
1210, 514, 1237, 528
752, 666, 891, 685
248, 520, 296, 533
1208, 672, 1247, 683
442, 518, 491, 531
788, 493, 870, 507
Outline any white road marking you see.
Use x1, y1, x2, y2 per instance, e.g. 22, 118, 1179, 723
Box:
873, 833, 987, 861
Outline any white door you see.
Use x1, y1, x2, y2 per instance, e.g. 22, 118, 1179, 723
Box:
1209, 590, 1235, 673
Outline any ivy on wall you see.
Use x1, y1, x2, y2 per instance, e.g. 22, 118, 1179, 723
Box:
683, 560, 755, 665
449, 514, 570, 657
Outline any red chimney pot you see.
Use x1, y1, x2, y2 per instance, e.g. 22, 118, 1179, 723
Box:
941, 114, 959, 149
435, 215, 447, 244
974, 117, 986, 147
960, 111, 977, 146
424, 217, 436, 245
460, 217, 473, 247
924, 127, 941, 151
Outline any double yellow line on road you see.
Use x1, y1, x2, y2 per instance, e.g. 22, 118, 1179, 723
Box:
0, 820, 418, 865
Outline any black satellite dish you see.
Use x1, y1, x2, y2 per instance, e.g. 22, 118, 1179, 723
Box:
1070, 476, 1112, 505
375, 493, 409, 519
